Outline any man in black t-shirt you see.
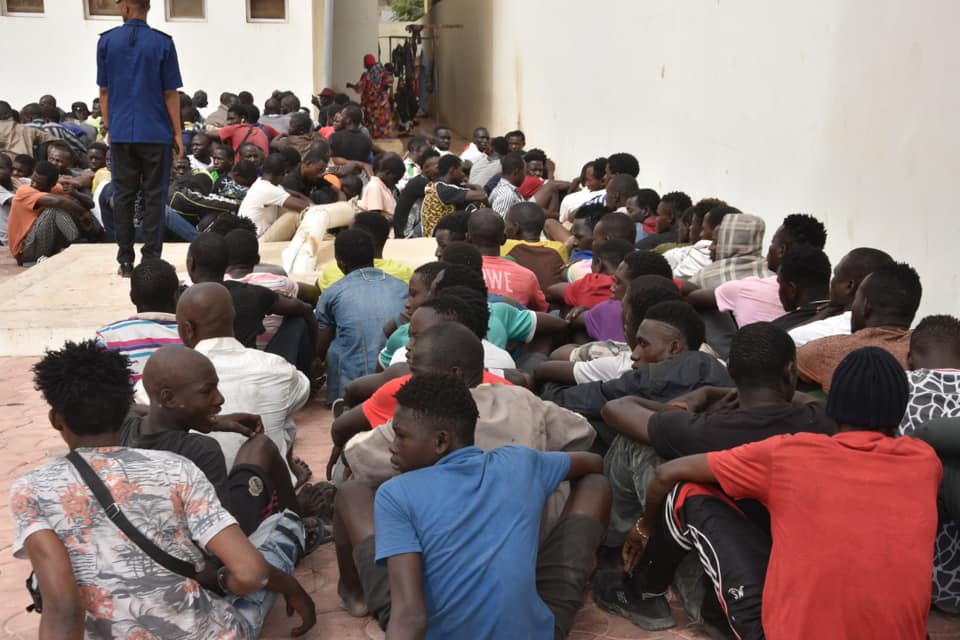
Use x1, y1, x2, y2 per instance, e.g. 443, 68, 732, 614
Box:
186, 233, 317, 350
771, 245, 832, 331
330, 104, 373, 163
124, 345, 307, 535
599, 322, 836, 547
282, 144, 340, 205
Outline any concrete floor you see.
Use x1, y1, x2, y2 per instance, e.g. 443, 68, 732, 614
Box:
1, 238, 959, 638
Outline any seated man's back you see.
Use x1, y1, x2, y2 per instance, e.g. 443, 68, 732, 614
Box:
12, 447, 250, 638
376, 444, 570, 638
316, 229, 408, 402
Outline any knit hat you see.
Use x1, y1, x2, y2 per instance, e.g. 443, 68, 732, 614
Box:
826, 346, 908, 429
363, 54, 377, 67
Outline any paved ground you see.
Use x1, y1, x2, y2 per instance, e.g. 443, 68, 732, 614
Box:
1, 243, 960, 638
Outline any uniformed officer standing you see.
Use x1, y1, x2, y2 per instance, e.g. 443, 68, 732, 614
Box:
97, 0, 184, 277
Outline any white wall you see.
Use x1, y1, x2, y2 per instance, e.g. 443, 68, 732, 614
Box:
0, 2, 318, 112
330, 0, 380, 92
430, 0, 960, 320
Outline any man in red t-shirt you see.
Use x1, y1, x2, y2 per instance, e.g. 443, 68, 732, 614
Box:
329, 320, 511, 479
467, 208, 549, 311
209, 104, 277, 160
594, 346, 941, 639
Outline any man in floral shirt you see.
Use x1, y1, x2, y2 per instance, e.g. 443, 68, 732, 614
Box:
10, 340, 315, 639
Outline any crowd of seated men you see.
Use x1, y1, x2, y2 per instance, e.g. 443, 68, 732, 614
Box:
7, 87, 959, 640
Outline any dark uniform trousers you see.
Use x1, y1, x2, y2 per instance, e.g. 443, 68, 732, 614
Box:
111, 142, 170, 264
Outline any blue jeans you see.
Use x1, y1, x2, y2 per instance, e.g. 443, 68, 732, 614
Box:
230, 509, 304, 637
98, 182, 197, 243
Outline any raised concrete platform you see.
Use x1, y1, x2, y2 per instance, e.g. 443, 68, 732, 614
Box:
0, 238, 436, 356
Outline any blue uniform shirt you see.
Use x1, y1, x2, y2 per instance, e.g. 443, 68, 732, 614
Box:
96, 19, 182, 144
375, 445, 571, 639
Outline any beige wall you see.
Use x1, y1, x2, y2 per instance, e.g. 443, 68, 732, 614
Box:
330, 0, 380, 92
430, 0, 960, 320
0, 2, 319, 110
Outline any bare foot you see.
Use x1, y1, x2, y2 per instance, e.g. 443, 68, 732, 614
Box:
290, 456, 313, 490
338, 578, 369, 617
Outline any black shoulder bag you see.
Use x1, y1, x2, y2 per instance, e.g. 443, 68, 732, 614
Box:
25, 452, 223, 613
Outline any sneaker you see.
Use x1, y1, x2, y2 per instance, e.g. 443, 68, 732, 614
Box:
592, 570, 675, 631
118, 262, 134, 278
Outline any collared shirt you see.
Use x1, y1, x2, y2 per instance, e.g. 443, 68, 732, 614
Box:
97, 18, 183, 143
95, 311, 182, 384
315, 267, 408, 402
489, 177, 523, 217
135, 336, 309, 479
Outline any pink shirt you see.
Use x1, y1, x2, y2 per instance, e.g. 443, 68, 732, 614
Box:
481, 255, 548, 312
715, 274, 783, 326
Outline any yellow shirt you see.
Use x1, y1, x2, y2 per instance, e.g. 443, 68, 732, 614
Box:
501, 238, 569, 262
316, 258, 414, 290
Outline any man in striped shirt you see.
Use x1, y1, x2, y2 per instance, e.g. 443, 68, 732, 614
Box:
96, 258, 182, 384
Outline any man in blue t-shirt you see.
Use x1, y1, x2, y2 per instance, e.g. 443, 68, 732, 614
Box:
97, 0, 184, 277
358, 372, 610, 639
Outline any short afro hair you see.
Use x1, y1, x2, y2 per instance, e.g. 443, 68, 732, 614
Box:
781, 213, 827, 250
440, 243, 484, 273
224, 229, 260, 267
622, 250, 673, 280
412, 261, 447, 288
433, 263, 488, 297
421, 289, 489, 340
911, 315, 960, 361
574, 202, 608, 229
188, 232, 229, 276
394, 373, 479, 444
207, 213, 258, 236
779, 246, 831, 291
606, 152, 640, 178
434, 210, 471, 237
130, 258, 179, 312
33, 340, 133, 435
625, 276, 682, 324
727, 322, 797, 389
334, 228, 376, 271
437, 154, 463, 176
860, 262, 922, 325
500, 152, 525, 175
353, 211, 391, 249
660, 191, 693, 214
489, 136, 509, 155
643, 300, 704, 350
595, 238, 635, 269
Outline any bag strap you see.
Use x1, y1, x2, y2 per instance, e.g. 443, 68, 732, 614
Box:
66, 451, 197, 579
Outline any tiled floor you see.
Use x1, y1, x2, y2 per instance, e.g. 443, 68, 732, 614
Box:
1, 254, 959, 639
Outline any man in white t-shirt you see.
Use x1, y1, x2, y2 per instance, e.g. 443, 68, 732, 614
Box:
789, 247, 894, 346
238, 154, 311, 242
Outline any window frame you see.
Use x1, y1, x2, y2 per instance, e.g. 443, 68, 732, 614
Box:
246, 0, 287, 23
83, 0, 120, 20
1, 0, 44, 16
165, 0, 206, 22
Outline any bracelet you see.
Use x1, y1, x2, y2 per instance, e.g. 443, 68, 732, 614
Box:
633, 521, 649, 540
216, 565, 231, 593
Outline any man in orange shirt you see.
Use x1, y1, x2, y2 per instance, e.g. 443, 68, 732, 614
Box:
7, 160, 96, 265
